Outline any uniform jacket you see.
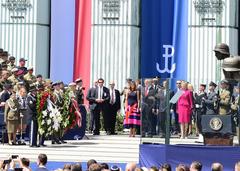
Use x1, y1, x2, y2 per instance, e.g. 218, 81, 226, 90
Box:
203, 91, 218, 115
4, 98, 20, 122
219, 89, 231, 115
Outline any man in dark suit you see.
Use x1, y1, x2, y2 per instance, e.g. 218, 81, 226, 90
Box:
86, 80, 98, 133
202, 81, 218, 115
27, 86, 38, 147
106, 81, 121, 135
35, 154, 49, 171
170, 80, 182, 135
87, 78, 110, 135
141, 79, 156, 137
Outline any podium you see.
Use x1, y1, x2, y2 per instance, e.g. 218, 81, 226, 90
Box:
201, 115, 234, 146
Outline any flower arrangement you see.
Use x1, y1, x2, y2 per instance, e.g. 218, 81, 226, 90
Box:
37, 91, 62, 137
62, 89, 82, 130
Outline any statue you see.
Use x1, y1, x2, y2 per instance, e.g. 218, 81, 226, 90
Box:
204, 43, 240, 146
214, 43, 240, 81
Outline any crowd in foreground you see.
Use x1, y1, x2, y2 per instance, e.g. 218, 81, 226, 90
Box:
0, 154, 240, 171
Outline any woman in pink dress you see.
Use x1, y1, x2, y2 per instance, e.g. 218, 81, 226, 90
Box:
177, 81, 193, 139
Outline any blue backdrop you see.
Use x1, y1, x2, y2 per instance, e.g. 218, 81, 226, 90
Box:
141, 0, 188, 79
139, 144, 240, 171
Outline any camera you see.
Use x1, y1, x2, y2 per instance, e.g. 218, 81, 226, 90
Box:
14, 168, 23, 171
3, 159, 11, 165
11, 155, 19, 159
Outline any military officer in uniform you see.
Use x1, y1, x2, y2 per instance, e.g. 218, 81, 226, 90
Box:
194, 84, 207, 135
52, 81, 65, 144
218, 80, 231, 115
75, 78, 87, 136
27, 85, 38, 147
8, 68, 19, 86
7, 56, 16, 71
202, 81, 218, 115
231, 84, 240, 112
0, 70, 12, 86
75, 78, 85, 105
4, 91, 20, 145
24, 67, 36, 85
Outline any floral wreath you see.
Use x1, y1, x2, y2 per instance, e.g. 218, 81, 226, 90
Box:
37, 91, 62, 137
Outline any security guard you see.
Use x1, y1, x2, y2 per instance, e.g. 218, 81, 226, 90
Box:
202, 81, 218, 115
27, 85, 38, 147
218, 80, 231, 115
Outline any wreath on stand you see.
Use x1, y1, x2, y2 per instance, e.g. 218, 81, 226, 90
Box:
62, 89, 82, 131
37, 91, 62, 137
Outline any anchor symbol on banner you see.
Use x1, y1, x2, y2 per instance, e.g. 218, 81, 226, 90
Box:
156, 45, 176, 74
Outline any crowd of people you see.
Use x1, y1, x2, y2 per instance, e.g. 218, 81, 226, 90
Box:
140, 78, 239, 139
0, 49, 85, 146
0, 48, 240, 146
0, 153, 240, 171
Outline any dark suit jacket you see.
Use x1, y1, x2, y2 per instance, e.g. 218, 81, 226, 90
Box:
86, 87, 97, 110
109, 89, 121, 111
87, 86, 110, 110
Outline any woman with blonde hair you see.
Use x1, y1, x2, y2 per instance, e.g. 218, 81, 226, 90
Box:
177, 81, 193, 139
187, 83, 195, 136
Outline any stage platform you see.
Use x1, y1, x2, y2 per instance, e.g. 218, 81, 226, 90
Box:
0, 134, 239, 164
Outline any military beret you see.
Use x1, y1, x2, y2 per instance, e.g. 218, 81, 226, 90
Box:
209, 81, 217, 87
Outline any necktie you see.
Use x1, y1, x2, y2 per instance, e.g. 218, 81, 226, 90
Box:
100, 88, 102, 99
111, 90, 114, 104
145, 87, 148, 96
23, 98, 26, 109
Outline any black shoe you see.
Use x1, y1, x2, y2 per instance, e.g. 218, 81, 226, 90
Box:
52, 140, 61, 144
30, 145, 39, 148
17, 141, 26, 145
93, 132, 100, 135
106, 131, 111, 135
40, 144, 47, 147
60, 140, 67, 144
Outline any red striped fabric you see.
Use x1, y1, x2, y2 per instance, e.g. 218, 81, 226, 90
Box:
74, 0, 92, 92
